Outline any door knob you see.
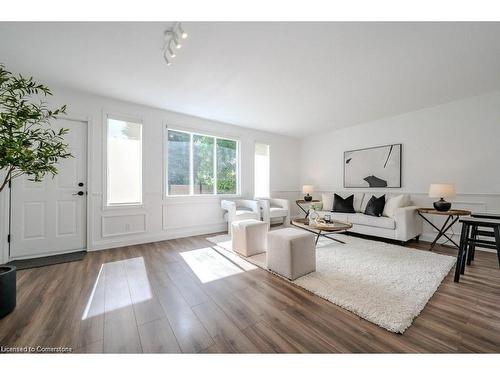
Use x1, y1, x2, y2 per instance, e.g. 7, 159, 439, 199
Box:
72, 191, 85, 196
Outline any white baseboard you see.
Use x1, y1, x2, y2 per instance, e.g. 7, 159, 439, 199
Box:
91, 222, 226, 252
420, 233, 495, 253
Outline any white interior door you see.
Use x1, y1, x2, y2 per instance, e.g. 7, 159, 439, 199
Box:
10, 119, 87, 260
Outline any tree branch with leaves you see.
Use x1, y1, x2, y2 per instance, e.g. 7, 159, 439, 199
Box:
0, 64, 71, 193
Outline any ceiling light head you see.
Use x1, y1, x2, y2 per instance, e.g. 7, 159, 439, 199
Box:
168, 41, 177, 57
163, 50, 172, 66
163, 23, 188, 66
172, 36, 182, 49
178, 23, 188, 39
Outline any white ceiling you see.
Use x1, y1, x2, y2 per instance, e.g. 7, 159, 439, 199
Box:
1, 22, 500, 137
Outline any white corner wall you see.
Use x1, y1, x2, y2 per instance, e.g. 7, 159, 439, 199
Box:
1, 85, 300, 261
300, 90, 500, 246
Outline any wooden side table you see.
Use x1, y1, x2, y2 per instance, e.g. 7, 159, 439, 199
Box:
295, 199, 320, 219
417, 208, 471, 251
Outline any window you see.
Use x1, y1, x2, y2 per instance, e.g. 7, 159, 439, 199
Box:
167, 129, 238, 196
254, 143, 270, 198
107, 117, 142, 206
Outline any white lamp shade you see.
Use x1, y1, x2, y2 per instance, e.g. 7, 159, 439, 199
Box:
428, 184, 456, 199
302, 185, 314, 194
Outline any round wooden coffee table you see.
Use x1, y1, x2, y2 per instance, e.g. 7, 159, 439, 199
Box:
417, 208, 471, 250
291, 218, 352, 245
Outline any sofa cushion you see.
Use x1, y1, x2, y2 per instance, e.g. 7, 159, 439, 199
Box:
333, 194, 356, 213
322, 192, 364, 212
386, 193, 411, 206
364, 194, 386, 217
361, 193, 383, 212
321, 193, 334, 211
223, 210, 259, 221
269, 207, 288, 218
348, 213, 396, 230
383, 194, 407, 218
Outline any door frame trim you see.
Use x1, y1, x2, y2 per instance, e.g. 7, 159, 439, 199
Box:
6, 113, 93, 261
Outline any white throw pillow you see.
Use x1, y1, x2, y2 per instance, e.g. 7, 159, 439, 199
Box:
383, 194, 405, 218
322, 193, 334, 211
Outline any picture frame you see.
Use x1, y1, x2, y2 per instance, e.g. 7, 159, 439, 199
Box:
344, 144, 402, 188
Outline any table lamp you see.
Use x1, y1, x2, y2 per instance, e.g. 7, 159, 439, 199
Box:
428, 183, 456, 212
302, 185, 314, 201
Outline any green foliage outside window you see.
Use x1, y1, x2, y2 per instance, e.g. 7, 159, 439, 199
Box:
167, 129, 237, 195
216, 138, 237, 194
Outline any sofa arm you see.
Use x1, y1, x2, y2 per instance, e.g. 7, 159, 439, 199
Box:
258, 199, 270, 223
237, 199, 259, 214
394, 205, 423, 241
221, 200, 236, 221
270, 198, 290, 210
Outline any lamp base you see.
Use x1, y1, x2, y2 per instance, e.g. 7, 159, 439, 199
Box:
304, 194, 312, 202
433, 198, 451, 212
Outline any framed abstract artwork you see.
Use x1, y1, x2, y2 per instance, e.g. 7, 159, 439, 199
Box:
344, 144, 402, 188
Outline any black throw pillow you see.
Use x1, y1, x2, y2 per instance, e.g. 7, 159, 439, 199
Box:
364, 195, 386, 217
332, 194, 356, 213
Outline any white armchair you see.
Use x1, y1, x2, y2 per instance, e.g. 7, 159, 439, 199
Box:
221, 199, 260, 235
258, 198, 291, 228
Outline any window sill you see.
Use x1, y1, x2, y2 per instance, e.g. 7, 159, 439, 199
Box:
103, 203, 144, 211
164, 194, 241, 204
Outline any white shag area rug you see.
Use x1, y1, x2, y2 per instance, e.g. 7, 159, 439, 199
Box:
206, 232, 455, 333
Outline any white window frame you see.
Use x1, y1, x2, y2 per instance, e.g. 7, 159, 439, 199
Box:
164, 125, 241, 198
254, 141, 270, 199
103, 112, 144, 209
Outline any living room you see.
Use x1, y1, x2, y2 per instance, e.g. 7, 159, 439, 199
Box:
1, 1, 499, 373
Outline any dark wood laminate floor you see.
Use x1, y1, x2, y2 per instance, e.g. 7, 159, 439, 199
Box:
1, 234, 499, 353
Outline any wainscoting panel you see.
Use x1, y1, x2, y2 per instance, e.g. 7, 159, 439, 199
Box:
102, 213, 147, 238
308, 190, 500, 252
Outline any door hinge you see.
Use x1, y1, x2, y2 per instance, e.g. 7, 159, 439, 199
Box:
8, 180, 11, 188
7, 234, 10, 243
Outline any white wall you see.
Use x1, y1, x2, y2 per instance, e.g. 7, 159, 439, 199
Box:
0, 86, 300, 262
300, 90, 500, 246
2, 85, 499, 263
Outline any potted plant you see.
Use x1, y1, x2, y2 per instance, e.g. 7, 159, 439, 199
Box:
0, 63, 71, 318
0, 265, 16, 319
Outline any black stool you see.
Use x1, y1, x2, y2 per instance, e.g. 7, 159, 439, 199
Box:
454, 217, 500, 282
467, 213, 500, 264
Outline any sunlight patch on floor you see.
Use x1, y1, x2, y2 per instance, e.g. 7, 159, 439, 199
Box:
211, 244, 259, 271
180, 247, 246, 283
81, 257, 152, 320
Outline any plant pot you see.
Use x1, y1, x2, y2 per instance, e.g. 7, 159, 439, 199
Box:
0, 265, 16, 319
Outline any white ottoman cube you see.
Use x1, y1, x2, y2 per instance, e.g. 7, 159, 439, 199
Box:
231, 219, 268, 257
267, 228, 316, 280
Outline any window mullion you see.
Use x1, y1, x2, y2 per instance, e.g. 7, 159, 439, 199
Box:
213, 137, 217, 195
189, 133, 194, 195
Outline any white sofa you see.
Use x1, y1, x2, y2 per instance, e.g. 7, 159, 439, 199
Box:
314, 192, 423, 243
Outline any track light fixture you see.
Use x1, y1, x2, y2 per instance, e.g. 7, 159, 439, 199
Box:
162, 22, 188, 66
178, 23, 188, 39
163, 49, 172, 66
168, 40, 177, 58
